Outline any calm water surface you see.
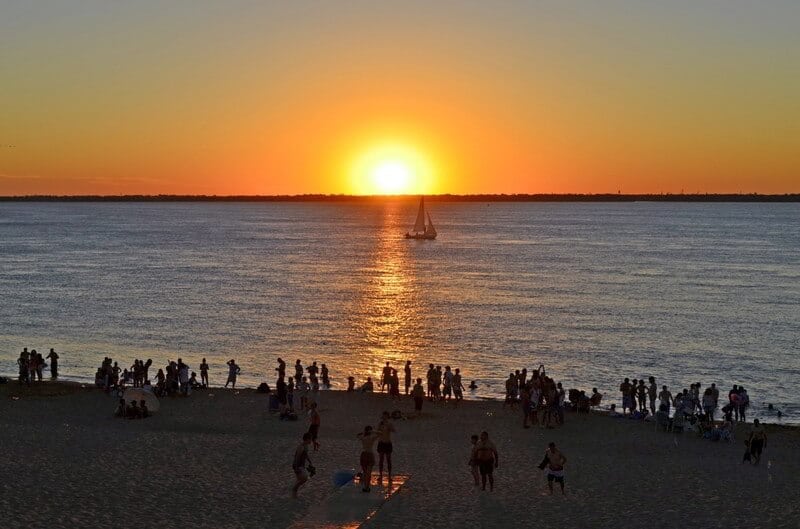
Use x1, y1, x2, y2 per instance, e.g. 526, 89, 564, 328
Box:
1, 202, 798, 421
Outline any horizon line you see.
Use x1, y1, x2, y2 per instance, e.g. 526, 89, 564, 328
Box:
1, 193, 800, 203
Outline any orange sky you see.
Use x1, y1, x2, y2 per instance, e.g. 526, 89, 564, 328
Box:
1, 2, 799, 195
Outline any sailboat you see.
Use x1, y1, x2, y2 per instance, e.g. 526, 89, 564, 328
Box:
405, 196, 437, 240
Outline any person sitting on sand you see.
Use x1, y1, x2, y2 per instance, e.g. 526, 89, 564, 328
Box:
357, 426, 380, 492
189, 371, 201, 389
126, 400, 140, 419
474, 431, 498, 491
225, 359, 241, 389
360, 377, 374, 393
292, 432, 313, 498
468, 434, 480, 486
544, 442, 567, 495
377, 411, 396, 484
608, 404, 621, 417
140, 400, 149, 418
411, 378, 425, 415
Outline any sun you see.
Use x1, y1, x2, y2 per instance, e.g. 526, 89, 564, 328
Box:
371, 161, 411, 193
348, 141, 435, 195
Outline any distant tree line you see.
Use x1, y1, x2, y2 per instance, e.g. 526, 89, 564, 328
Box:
0, 193, 798, 202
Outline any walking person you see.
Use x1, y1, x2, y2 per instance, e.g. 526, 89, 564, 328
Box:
468, 434, 480, 486
46, 349, 59, 378
357, 426, 380, 492
542, 442, 567, 495
474, 431, 498, 491
748, 419, 767, 465
291, 433, 313, 498
308, 402, 321, 451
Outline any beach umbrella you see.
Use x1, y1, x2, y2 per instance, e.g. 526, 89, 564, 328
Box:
124, 388, 160, 413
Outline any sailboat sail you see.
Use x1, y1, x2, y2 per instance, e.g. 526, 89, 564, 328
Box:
412, 197, 426, 233
426, 212, 437, 236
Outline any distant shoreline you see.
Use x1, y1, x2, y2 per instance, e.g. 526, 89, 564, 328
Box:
1, 193, 799, 203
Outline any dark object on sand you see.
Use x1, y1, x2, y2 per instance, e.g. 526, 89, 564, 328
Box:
257, 383, 271, 393
742, 440, 752, 463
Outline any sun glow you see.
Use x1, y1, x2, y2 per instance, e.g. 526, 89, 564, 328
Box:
348, 142, 436, 195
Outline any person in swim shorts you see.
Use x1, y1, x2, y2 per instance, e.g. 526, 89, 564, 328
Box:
377, 411, 396, 484
544, 441, 567, 495
474, 431, 498, 491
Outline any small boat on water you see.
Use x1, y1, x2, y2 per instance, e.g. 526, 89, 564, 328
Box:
405, 196, 437, 240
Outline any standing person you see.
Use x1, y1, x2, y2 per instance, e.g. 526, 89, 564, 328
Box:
276, 357, 286, 380
729, 385, 740, 421
381, 362, 392, 392
357, 426, 380, 492
276, 376, 288, 413
474, 431, 498, 491
17, 351, 30, 385
426, 364, 435, 399
647, 377, 658, 415
658, 385, 673, 415
702, 387, 716, 422
747, 419, 767, 465
308, 402, 321, 451
468, 434, 480, 486
200, 358, 209, 388
411, 378, 425, 415
225, 359, 241, 388
377, 411, 395, 484
739, 387, 750, 422
711, 383, 720, 409
291, 433, 313, 498
29, 350, 39, 383
178, 359, 190, 395
543, 442, 567, 495
287, 377, 295, 411
453, 368, 465, 403
442, 366, 453, 401
295, 359, 303, 381
46, 349, 60, 378
388, 369, 400, 399
321, 364, 330, 387
404, 361, 412, 395
520, 383, 532, 428
620, 378, 632, 415
636, 380, 647, 412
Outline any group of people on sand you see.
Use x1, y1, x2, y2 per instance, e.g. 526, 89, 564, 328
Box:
504, 366, 567, 430
273, 358, 331, 420
95, 356, 213, 401
292, 409, 396, 498
114, 397, 150, 419
16, 347, 59, 384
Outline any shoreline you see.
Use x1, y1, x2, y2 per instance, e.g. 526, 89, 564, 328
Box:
3, 379, 797, 432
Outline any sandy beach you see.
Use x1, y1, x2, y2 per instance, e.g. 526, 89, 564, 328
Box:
1, 381, 798, 529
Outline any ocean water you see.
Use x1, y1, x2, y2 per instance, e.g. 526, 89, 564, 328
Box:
1, 201, 798, 422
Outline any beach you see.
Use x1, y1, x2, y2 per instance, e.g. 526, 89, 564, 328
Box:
1, 381, 798, 529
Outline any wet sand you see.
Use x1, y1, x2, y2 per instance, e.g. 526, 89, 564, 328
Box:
1, 381, 798, 529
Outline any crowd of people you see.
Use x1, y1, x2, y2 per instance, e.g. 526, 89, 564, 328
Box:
10, 346, 774, 491
15, 347, 59, 384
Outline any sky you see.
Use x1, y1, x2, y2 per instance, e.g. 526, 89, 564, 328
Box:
1, 0, 799, 195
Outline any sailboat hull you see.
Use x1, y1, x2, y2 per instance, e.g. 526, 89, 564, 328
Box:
405, 232, 437, 240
